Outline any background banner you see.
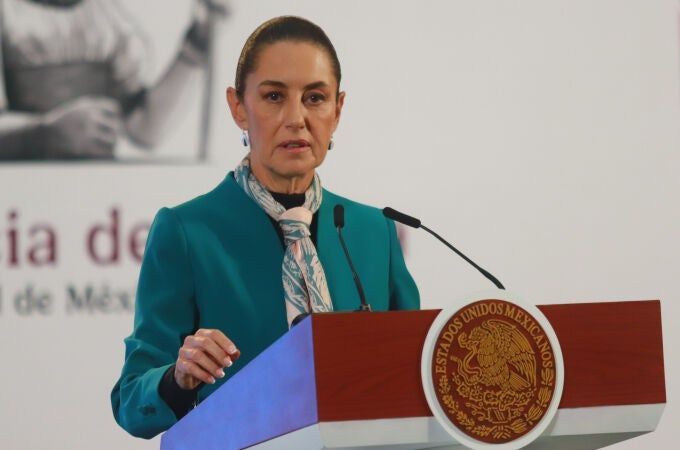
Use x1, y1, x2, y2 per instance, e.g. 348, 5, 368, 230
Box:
0, 1, 677, 449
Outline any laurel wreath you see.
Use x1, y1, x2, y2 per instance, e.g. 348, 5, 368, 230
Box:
435, 366, 556, 441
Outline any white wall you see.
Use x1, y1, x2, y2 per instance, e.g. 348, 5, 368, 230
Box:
0, 1, 677, 449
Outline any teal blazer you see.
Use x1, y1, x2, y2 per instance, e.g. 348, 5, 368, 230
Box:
111, 173, 419, 438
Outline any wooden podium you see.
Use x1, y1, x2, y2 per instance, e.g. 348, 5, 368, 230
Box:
160, 300, 665, 450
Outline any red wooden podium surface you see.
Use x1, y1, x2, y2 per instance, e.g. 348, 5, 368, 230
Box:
312, 300, 665, 421
161, 300, 665, 450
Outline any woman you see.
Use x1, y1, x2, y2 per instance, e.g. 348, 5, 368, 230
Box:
111, 15, 419, 439
0, 0, 226, 159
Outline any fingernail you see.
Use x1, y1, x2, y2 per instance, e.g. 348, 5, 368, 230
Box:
227, 345, 238, 355
208, 377, 216, 384
225, 358, 233, 368
216, 369, 225, 378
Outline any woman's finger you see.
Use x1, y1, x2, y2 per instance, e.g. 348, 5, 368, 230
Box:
194, 329, 240, 363
178, 346, 225, 379
175, 357, 216, 386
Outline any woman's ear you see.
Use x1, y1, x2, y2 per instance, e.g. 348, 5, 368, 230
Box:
226, 87, 248, 129
333, 91, 346, 130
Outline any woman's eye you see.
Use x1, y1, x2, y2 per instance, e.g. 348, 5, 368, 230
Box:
265, 91, 282, 101
306, 93, 326, 104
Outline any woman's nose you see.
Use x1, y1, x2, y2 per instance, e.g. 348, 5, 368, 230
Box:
283, 99, 306, 129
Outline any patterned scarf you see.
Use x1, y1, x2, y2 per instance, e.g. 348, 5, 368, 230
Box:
234, 156, 333, 327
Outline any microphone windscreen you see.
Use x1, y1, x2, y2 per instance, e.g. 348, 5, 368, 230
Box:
382, 207, 421, 228
334, 204, 345, 228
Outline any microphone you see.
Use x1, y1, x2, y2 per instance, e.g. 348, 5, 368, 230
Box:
382, 207, 505, 290
334, 205, 372, 312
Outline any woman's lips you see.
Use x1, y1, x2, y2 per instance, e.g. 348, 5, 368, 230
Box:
279, 140, 311, 153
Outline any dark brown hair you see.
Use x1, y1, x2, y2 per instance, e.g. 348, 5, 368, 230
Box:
234, 16, 342, 100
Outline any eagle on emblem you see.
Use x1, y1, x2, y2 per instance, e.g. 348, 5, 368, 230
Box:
452, 319, 536, 392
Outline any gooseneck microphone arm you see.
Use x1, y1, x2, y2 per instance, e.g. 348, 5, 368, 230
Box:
382, 207, 505, 290
334, 205, 372, 312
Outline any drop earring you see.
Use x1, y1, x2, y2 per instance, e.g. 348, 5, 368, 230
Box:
241, 130, 249, 147
328, 138, 334, 150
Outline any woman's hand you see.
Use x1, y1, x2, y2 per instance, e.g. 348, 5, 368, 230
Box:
184, 0, 229, 52
197, 0, 229, 17
40, 97, 121, 159
174, 328, 240, 390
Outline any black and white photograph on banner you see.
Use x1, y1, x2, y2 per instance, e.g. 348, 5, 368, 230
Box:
0, 0, 226, 162
0, 1, 677, 449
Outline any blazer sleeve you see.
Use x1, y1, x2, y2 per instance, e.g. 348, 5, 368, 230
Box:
386, 218, 420, 310
111, 207, 197, 438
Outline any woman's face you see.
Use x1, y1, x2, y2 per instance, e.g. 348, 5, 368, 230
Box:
227, 41, 344, 193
